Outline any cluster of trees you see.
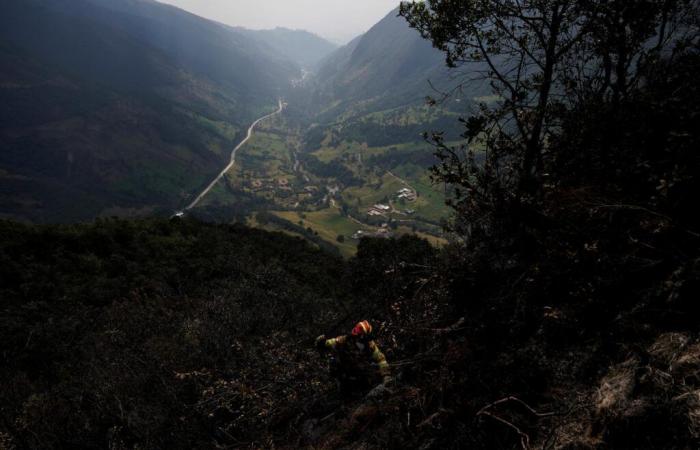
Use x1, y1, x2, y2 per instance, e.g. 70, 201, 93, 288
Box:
389, 0, 700, 446
401, 0, 699, 242
365, 146, 439, 171
302, 125, 329, 151
298, 153, 361, 187
338, 114, 460, 147
191, 189, 275, 224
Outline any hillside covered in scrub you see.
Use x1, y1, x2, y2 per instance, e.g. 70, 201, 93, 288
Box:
1, 194, 700, 449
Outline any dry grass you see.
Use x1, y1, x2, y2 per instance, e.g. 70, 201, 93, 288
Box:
587, 333, 700, 447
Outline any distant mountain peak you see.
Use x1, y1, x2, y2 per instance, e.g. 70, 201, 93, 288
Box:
235, 27, 338, 68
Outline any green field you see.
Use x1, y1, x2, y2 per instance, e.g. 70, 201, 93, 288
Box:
271, 209, 371, 257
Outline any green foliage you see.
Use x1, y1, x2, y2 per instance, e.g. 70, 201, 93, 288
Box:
339, 114, 460, 147
299, 154, 360, 186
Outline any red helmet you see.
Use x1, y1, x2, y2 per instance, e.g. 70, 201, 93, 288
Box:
351, 320, 372, 337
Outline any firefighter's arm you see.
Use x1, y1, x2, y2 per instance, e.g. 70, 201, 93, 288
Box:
369, 341, 391, 382
315, 335, 346, 352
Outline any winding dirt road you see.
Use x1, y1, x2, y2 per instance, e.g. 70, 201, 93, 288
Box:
181, 99, 284, 212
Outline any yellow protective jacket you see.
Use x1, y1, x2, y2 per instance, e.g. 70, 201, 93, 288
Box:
322, 335, 390, 380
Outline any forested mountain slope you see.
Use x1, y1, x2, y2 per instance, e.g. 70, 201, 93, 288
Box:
312, 7, 484, 120
313, 8, 445, 113
0, 0, 298, 222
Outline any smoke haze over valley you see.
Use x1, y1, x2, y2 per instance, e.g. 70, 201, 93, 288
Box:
155, 0, 402, 44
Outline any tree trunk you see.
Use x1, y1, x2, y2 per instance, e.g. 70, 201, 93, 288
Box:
520, 3, 563, 194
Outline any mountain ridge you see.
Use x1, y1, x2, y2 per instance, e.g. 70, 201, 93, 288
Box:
312, 7, 453, 117
233, 26, 338, 68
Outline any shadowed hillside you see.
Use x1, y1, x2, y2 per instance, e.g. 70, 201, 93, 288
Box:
0, 0, 299, 222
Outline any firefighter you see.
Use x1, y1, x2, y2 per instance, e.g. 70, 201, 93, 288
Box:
316, 320, 392, 397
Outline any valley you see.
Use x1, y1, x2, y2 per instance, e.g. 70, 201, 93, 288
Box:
183, 99, 286, 212
0, 1, 460, 256
174, 6, 475, 255
188, 99, 452, 257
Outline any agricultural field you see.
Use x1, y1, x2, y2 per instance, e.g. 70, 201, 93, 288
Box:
271, 209, 371, 257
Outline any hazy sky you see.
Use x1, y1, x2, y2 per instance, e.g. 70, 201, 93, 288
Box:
156, 0, 402, 44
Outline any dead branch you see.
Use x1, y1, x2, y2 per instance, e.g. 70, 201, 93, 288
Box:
477, 396, 557, 418
477, 410, 531, 449
476, 396, 560, 449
